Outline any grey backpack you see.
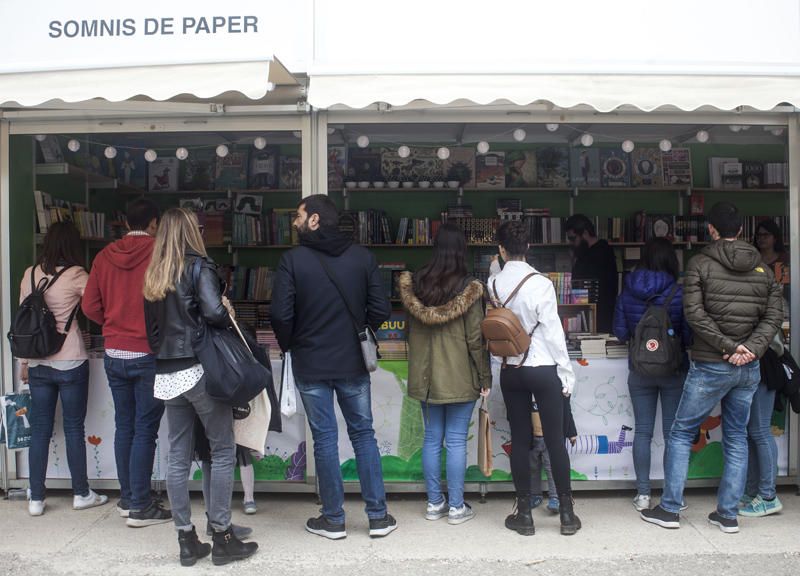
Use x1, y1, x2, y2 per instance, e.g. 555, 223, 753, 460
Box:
630, 283, 682, 377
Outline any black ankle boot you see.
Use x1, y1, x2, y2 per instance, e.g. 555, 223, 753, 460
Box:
178, 527, 211, 567
559, 494, 582, 536
504, 496, 535, 536
211, 526, 259, 566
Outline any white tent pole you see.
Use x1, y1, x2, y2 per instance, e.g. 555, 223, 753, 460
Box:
788, 113, 800, 492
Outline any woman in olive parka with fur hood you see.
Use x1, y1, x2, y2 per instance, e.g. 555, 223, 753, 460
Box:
398, 223, 491, 526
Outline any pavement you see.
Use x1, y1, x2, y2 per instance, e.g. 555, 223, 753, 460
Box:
1, 488, 799, 575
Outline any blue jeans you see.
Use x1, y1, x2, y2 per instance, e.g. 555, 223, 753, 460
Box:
421, 401, 475, 509
662, 360, 760, 519
28, 362, 90, 501
104, 354, 163, 510
296, 374, 386, 524
745, 382, 778, 499
628, 371, 684, 496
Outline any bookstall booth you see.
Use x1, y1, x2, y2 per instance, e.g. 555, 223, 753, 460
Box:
2, 0, 800, 497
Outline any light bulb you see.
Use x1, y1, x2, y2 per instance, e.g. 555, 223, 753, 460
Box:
104, 146, 117, 159
356, 135, 370, 148
144, 149, 158, 162
476, 141, 490, 154
696, 130, 710, 143
34, 134, 47, 142
67, 139, 81, 152
771, 127, 785, 137
397, 145, 411, 158
253, 137, 267, 150
659, 139, 672, 153
176, 147, 189, 160
729, 125, 742, 133
327, 127, 336, 135
741, 125, 751, 131
512, 128, 526, 142
621, 140, 635, 153
437, 147, 450, 160
546, 123, 559, 132
580, 134, 594, 147
293, 131, 302, 139
216, 144, 229, 158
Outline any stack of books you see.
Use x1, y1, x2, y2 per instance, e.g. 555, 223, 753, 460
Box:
606, 338, 629, 359
579, 336, 608, 359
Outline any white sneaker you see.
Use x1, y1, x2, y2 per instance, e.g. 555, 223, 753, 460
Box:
680, 501, 689, 512
448, 503, 475, 525
425, 500, 448, 521
73, 489, 109, 510
633, 494, 651, 511
28, 500, 45, 516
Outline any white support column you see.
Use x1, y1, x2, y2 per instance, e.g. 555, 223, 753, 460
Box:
301, 114, 313, 198
314, 110, 329, 196
0, 118, 11, 397
788, 114, 800, 489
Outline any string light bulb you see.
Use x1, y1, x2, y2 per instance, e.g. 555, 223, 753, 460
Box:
659, 139, 672, 153
176, 147, 189, 160
397, 145, 411, 158
621, 140, 635, 153
476, 141, 490, 154
144, 149, 158, 162
356, 135, 370, 148
770, 127, 785, 137
729, 125, 742, 133
546, 123, 559, 132
216, 144, 229, 158
104, 146, 117, 159
67, 139, 81, 152
580, 134, 594, 147
437, 147, 450, 160
34, 135, 47, 142
696, 130, 710, 143
253, 137, 267, 150
512, 128, 527, 142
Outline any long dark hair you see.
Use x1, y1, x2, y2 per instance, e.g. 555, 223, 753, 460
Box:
38, 221, 85, 275
413, 223, 468, 306
640, 237, 679, 280
753, 219, 786, 254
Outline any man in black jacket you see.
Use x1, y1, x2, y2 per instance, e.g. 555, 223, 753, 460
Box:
566, 214, 618, 333
271, 195, 394, 540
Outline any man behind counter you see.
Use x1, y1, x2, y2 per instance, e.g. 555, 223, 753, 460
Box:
565, 214, 618, 334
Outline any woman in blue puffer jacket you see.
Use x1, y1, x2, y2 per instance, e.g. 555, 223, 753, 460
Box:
613, 237, 691, 513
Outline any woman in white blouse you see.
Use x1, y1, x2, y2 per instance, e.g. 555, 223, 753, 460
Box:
143, 208, 257, 567
488, 220, 581, 537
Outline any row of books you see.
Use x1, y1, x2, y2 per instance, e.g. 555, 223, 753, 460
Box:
709, 157, 789, 189
545, 274, 600, 305
339, 210, 394, 245
345, 145, 694, 189
221, 266, 274, 301
34, 190, 109, 239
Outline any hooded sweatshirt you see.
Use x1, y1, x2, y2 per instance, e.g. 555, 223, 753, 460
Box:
683, 239, 783, 363
271, 227, 392, 380
82, 233, 155, 353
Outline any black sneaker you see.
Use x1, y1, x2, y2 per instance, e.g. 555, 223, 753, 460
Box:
640, 505, 680, 529
305, 515, 347, 540
116, 500, 130, 518
708, 511, 739, 534
126, 501, 173, 528
368, 514, 398, 538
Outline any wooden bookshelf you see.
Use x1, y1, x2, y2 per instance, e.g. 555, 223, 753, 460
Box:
120, 188, 302, 196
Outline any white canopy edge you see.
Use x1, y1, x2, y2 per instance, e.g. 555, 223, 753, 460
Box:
0, 59, 297, 108
308, 74, 800, 113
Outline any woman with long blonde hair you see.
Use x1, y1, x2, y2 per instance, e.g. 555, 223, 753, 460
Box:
144, 208, 258, 566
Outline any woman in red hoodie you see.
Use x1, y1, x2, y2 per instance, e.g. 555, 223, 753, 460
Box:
82, 199, 171, 527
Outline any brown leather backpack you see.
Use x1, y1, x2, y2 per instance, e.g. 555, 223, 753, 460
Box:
481, 273, 539, 368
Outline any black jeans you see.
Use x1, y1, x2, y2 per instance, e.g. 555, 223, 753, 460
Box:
500, 365, 572, 499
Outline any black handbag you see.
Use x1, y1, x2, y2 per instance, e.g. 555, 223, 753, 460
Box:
190, 259, 269, 407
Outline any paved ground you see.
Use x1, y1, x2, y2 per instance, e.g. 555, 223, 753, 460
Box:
1, 488, 799, 575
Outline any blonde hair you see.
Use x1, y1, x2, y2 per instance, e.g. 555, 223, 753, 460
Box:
143, 208, 207, 302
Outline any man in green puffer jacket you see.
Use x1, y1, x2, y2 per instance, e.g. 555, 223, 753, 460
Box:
641, 202, 782, 535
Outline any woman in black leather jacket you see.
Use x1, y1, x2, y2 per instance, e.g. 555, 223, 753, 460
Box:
143, 208, 258, 567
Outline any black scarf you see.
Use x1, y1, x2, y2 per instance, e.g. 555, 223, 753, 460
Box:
299, 226, 353, 257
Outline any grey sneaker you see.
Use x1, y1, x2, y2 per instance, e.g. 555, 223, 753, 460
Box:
425, 500, 448, 521
448, 503, 475, 525
633, 494, 651, 511
243, 501, 257, 515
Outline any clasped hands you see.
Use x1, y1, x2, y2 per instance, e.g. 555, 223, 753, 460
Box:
723, 344, 756, 366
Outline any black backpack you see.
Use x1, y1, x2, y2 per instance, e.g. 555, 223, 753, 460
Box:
630, 283, 682, 377
7, 266, 79, 359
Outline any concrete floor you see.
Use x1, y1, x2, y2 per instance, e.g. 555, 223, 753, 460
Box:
1, 488, 799, 575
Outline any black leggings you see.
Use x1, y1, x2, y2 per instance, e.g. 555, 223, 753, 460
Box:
500, 365, 572, 499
